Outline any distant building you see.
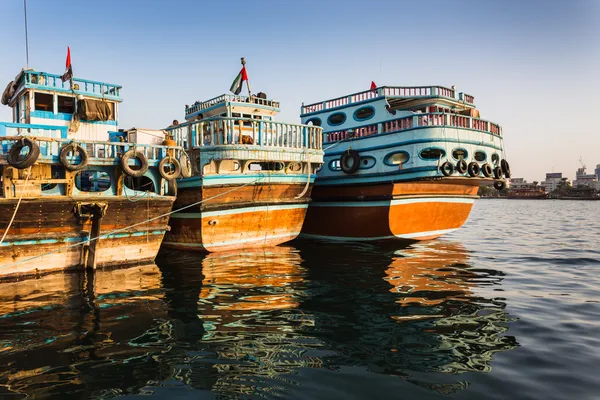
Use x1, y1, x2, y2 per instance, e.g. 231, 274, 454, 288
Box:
573, 167, 598, 189
540, 172, 563, 192
595, 164, 600, 180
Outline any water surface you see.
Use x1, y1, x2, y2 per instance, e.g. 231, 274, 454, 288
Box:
0, 199, 598, 399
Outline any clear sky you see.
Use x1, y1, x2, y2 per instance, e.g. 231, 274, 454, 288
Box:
1, 0, 598, 182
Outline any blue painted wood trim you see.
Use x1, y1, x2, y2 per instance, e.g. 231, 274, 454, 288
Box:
300, 97, 382, 118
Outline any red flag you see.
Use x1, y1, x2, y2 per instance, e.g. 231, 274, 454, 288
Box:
370, 81, 377, 92
61, 46, 73, 82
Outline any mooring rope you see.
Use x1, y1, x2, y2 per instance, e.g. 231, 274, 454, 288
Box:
0, 166, 32, 246
0, 175, 265, 270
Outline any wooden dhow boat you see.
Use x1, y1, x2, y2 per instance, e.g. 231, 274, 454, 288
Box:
162, 59, 324, 252
299, 84, 510, 241
0, 65, 186, 278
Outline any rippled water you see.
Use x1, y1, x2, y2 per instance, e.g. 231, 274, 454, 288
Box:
0, 199, 599, 399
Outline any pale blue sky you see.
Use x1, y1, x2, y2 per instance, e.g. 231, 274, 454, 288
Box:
1, 0, 598, 181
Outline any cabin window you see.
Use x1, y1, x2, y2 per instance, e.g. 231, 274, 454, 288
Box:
354, 107, 375, 121
306, 117, 322, 126
57, 96, 75, 114
75, 170, 111, 192
328, 112, 346, 126
419, 148, 446, 160
124, 176, 155, 192
34, 93, 53, 112
491, 153, 500, 165
384, 151, 410, 166
220, 160, 241, 172
452, 149, 468, 160
248, 161, 284, 171
474, 151, 486, 162
329, 159, 341, 171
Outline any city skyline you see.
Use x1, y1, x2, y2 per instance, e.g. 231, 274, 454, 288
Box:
1, 0, 598, 182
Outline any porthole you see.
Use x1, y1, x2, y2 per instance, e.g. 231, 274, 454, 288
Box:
452, 148, 468, 160
124, 175, 155, 192
384, 151, 410, 166
359, 156, 376, 169
419, 148, 446, 160
328, 112, 346, 126
248, 162, 284, 171
491, 153, 500, 165
474, 151, 486, 162
306, 117, 321, 127
353, 106, 375, 121
329, 159, 341, 171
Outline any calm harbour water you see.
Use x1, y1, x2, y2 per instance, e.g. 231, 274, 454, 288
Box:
0, 199, 599, 399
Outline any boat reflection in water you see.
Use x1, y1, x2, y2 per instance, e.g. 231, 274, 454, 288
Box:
0, 240, 518, 398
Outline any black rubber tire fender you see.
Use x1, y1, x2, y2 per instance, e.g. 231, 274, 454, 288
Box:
467, 162, 480, 177
120, 149, 149, 178
494, 180, 506, 190
493, 166, 503, 179
481, 163, 493, 178
158, 156, 181, 180
456, 159, 468, 174
440, 161, 454, 176
340, 149, 360, 174
501, 159, 511, 178
179, 152, 192, 178
7, 137, 40, 169
59, 143, 89, 171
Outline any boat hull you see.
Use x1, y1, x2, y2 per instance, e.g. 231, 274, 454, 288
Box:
0, 196, 174, 278
163, 180, 312, 252
301, 180, 478, 241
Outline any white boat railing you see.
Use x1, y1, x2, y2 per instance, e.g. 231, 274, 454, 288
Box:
185, 94, 281, 116
167, 118, 322, 150
324, 112, 501, 142
301, 86, 476, 114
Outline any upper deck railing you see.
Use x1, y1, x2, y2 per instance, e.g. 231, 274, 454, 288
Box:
185, 94, 281, 116
167, 117, 322, 151
0, 122, 182, 165
323, 112, 501, 143
20, 70, 122, 101
301, 86, 475, 114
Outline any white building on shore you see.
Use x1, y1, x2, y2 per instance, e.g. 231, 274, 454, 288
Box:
540, 172, 563, 192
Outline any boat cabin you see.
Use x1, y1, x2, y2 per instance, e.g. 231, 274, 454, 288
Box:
1, 69, 122, 141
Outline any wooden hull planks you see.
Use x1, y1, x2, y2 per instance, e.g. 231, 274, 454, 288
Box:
0, 196, 174, 278
164, 181, 312, 252
301, 180, 478, 241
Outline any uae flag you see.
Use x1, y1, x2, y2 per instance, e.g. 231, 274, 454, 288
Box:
229, 66, 248, 95
61, 46, 73, 82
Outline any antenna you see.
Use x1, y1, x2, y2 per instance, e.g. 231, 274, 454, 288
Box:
23, 0, 29, 68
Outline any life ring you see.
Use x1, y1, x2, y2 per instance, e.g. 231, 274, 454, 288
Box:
158, 156, 181, 180
59, 143, 88, 171
179, 152, 192, 178
481, 163, 493, 178
501, 159, 511, 178
120, 149, 149, 178
493, 166, 503, 179
456, 159, 468, 174
467, 162, 480, 177
7, 137, 40, 169
494, 181, 506, 190
440, 161, 454, 176
340, 149, 360, 174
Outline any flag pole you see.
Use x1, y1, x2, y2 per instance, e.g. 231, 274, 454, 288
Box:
23, 0, 29, 68
241, 57, 252, 98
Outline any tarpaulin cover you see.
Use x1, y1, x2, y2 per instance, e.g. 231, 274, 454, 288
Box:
78, 98, 113, 121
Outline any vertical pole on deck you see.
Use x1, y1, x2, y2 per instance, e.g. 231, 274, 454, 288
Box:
241, 57, 252, 98
23, 0, 29, 68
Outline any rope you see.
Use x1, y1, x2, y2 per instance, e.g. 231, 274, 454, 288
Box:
0, 166, 32, 245
0, 176, 264, 270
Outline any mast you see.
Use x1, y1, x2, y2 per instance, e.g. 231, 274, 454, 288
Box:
241, 57, 252, 98
23, 0, 29, 68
